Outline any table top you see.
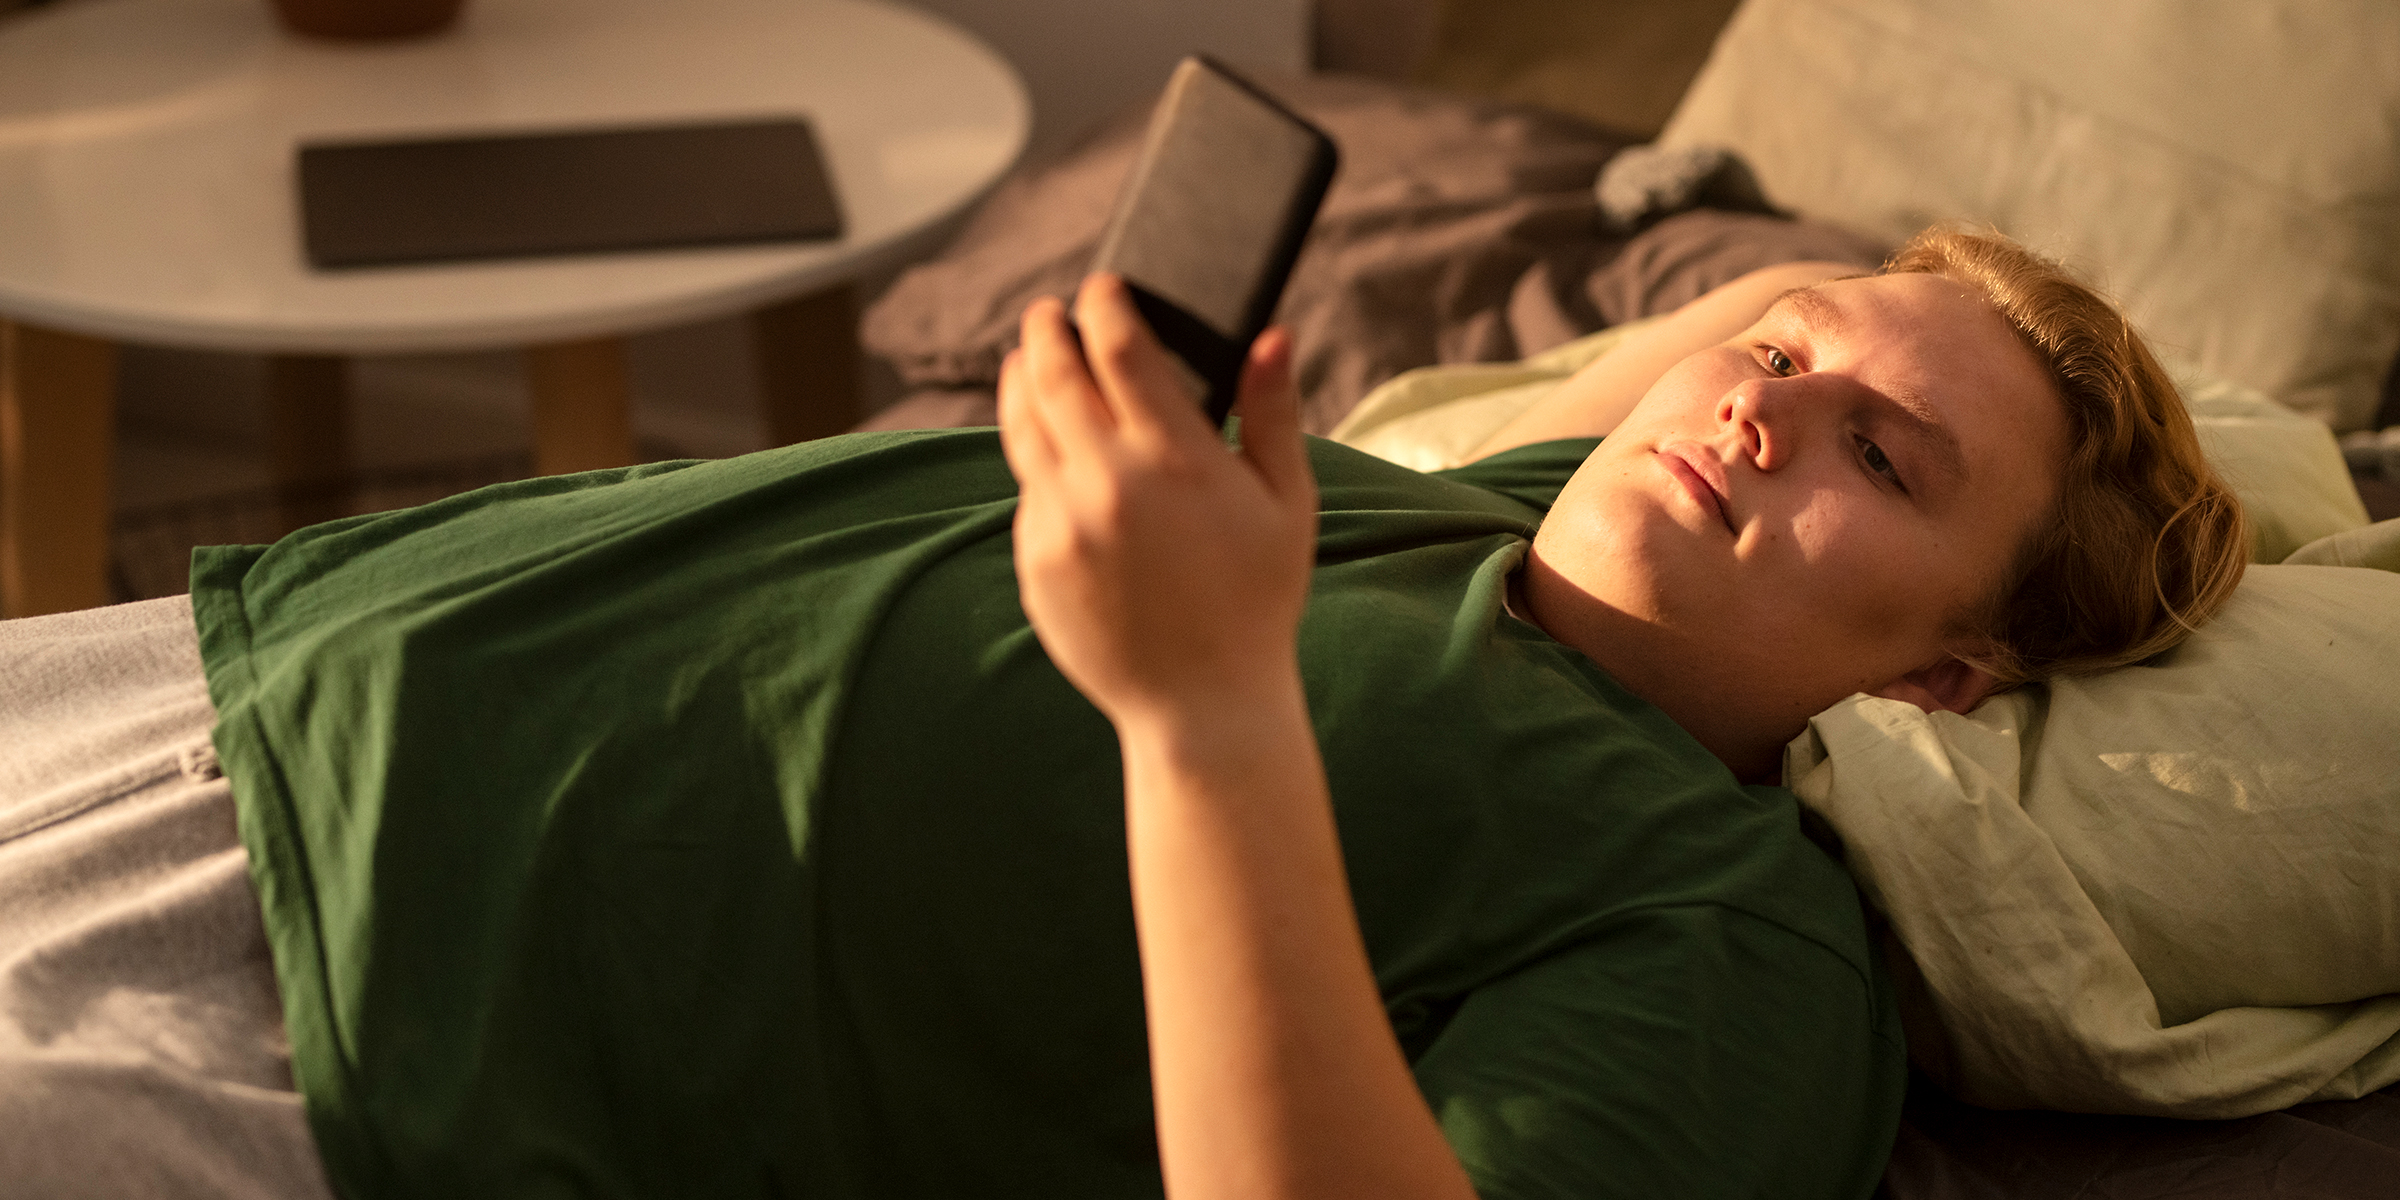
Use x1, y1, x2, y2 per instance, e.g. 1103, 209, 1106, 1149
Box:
0, 0, 1028, 353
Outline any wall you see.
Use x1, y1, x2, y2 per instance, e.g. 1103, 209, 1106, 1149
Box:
900, 0, 1310, 158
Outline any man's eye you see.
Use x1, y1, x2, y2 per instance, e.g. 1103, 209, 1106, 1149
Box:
1857, 436, 1905, 490
1765, 348, 1795, 375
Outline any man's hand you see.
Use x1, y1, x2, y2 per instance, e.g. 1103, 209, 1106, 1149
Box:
999, 276, 1481, 1200
997, 273, 1318, 730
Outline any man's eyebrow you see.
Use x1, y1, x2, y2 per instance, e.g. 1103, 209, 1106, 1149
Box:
1767, 285, 1846, 336
1769, 283, 1969, 492
1886, 385, 1969, 492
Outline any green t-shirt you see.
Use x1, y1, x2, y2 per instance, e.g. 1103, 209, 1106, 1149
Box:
194, 430, 1904, 1200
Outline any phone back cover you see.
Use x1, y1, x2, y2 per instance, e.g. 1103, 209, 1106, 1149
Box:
298, 118, 843, 269
1090, 62, 1335, 345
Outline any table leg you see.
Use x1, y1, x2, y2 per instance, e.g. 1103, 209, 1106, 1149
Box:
752, 283, 859, 445
525, 337, 636, 475
0, 320, 118, 618
266, 354, 353, 532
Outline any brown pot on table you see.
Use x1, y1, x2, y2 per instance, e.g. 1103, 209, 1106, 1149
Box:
270, 0, 467, 40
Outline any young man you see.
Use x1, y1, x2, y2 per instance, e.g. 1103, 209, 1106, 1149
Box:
0, 231, 2242, 1200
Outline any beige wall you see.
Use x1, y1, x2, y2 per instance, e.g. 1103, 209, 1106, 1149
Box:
899, 0, 1310, 159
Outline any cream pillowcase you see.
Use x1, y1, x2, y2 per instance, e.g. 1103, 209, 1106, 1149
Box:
1784, 560, 2400, 1118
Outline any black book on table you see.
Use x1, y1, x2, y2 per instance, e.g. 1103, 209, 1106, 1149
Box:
297, 117, 844, 269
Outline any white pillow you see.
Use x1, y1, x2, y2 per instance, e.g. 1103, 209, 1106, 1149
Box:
1657, 0, 2400, 432
1784, 562, 2400, 1117
1331, 327, 2367, 562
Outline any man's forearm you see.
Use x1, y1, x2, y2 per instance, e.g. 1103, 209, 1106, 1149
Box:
1118, 685, 1480, 1200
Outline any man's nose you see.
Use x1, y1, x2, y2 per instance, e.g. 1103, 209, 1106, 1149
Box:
1717, 377, 1797, 471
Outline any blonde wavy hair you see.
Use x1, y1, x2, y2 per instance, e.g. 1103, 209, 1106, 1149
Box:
1883, 228, 2249, 685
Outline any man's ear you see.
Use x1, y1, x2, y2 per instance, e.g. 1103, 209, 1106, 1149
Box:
1868, 654, 2001, 716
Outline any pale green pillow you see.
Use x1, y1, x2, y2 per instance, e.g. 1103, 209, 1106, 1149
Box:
2285, 516, 2400, 571
2176, 362, 2372, 561
1784, 563, 2400, 1118
1330, 328, 2367, 562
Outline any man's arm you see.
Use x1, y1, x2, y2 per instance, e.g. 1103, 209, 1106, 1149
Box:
998, 275, 1481, 1200
1468, 260, 1863, 460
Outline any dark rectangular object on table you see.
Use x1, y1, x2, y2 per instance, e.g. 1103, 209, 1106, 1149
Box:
298, 118, 843, 269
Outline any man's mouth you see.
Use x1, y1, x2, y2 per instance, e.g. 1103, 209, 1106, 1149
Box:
1656, 448, 1734, 533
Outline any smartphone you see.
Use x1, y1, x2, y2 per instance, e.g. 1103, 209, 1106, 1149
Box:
1084, 57, 1339, 425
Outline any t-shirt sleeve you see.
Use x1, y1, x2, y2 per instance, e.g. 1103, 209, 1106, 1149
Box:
1430, 438, 1604, 514
1410, 903, 1903, 1200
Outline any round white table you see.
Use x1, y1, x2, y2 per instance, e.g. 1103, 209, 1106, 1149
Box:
0, 0, 1029, 616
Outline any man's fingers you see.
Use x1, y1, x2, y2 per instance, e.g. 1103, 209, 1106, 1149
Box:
1074, 274, 1215, 444
996, 345, 1058, 486
1020, 294, 1118, 461
1233, 327, 1313, 504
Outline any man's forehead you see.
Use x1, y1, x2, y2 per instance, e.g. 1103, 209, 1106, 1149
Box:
1771, 274, 2025, 371
1771, 272, 1977, 329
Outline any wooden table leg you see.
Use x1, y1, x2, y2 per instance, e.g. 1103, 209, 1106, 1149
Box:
752, 283, 859, 445
1, 319, 118, 618
525, 336, 637, 475
266, 353, 352, 532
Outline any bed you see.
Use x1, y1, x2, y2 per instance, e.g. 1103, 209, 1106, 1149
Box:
851, 1, 2400, 1195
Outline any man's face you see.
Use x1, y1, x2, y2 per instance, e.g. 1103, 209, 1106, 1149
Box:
1528, 272, 2069, 753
